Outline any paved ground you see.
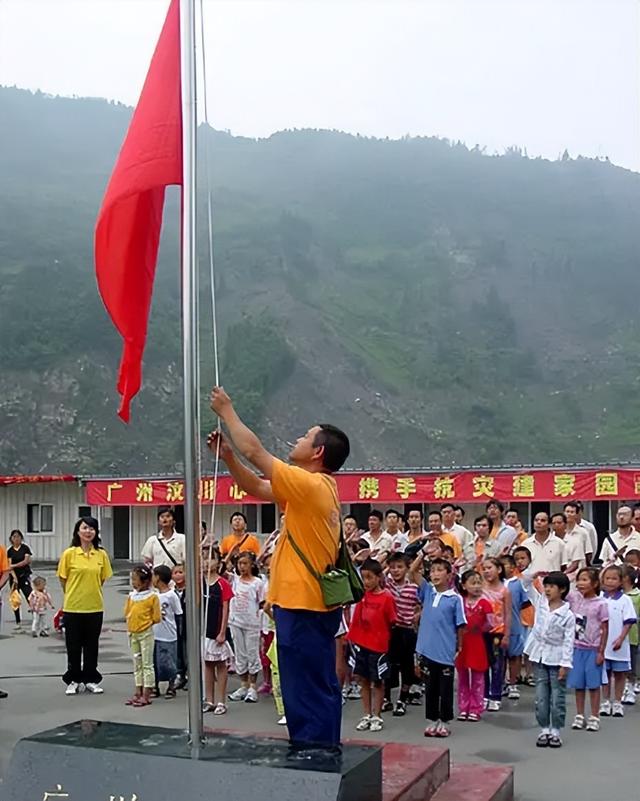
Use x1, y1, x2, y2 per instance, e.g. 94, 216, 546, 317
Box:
0, 565, 637, 801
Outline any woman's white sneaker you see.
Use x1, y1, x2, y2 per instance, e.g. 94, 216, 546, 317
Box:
65, 682, 80, 695
84, 683, 104, 694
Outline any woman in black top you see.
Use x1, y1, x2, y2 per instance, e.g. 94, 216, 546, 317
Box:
8, 530, 32, 631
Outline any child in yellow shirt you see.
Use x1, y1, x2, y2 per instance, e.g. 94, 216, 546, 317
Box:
124, 565, 161, 707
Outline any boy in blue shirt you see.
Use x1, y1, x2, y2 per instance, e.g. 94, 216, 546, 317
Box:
410, 553, 466, 737
501, 555, 532, 700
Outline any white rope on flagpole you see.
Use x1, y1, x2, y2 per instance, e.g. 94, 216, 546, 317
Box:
198, 0, 223, 628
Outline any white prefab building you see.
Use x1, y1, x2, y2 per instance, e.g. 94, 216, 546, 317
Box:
0, 478, 278, 564
0, 480, 92, 562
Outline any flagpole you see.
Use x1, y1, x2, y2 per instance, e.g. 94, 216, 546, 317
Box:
179, 0, 204, 756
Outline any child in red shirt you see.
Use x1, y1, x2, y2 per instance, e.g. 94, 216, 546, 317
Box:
347, 559, 397, 733
456, 569, 492, 721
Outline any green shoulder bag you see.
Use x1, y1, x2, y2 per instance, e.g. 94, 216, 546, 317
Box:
287, 525, 363, 608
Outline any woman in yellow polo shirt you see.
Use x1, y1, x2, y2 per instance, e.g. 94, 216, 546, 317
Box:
57, 516, 112, 696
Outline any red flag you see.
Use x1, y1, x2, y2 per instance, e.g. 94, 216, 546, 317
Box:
95, 0, 182, 422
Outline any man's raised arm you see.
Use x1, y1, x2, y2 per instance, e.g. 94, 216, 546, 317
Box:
210, 387, 275, 480
208, 430, 275, 502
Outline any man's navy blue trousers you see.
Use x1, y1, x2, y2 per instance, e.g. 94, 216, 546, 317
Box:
274, 606, 343, 748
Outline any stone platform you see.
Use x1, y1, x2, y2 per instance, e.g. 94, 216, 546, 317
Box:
3, 720, 382, 801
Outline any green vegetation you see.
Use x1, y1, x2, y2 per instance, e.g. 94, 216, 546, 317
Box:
1, 87, 640, 473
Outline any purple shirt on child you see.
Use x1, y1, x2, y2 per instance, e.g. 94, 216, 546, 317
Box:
567, 591, 609, 650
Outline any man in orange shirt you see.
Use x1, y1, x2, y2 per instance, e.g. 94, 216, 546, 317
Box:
209, 387, 350, 754
426, 511, 462, 559
0, 545, 10, 698
220, 512, 261, 562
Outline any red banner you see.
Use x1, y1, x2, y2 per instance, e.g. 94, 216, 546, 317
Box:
0, 475, 75, 486
85, 468, 640, 506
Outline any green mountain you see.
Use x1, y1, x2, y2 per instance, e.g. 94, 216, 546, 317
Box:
2, 86, 640, 475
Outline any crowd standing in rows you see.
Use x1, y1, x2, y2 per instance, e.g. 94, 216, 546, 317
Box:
4, 493, 640, 753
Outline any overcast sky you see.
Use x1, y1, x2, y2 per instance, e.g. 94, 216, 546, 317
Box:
1, 0, 638, 170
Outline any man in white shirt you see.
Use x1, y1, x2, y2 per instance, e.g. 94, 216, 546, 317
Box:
141, 507, 186, 568
600, 506, 640, 565
551, 513, 585, 580
441, 502, 474, 568
360, 510, 393, 561
522, 512, 565, 573
576, 501, 598, 557
564, 502, 593, 564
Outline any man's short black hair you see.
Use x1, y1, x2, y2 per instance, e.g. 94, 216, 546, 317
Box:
230, 511, 248, 525
428, 510, 443, 520
474, 514, 490, 527
407, 508, 424, 519
386, 508, 401, 518
440, 503, 455, 512
157, 507, 175, 520
513, 546, 531, 561
486, 498, 505, 513
455, 505, 465, 518
564, 501, 579, 512
314, 424, 350, 472
369, 510, 384, 522
506, 508, 519, 517
551, 512, 567, 524
343, 514, 358, 524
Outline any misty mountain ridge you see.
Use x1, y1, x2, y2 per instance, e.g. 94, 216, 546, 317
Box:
1, 86, 640, 475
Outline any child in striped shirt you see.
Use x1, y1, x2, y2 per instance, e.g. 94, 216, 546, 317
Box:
384, 553, 419, 717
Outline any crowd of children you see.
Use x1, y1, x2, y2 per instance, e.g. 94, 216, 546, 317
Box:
340, 544, 640, 745
8, 500, 640, 752
337, 503, 640, 745
97, 502, 640, 747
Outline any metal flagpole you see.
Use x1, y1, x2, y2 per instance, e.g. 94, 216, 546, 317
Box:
179, 0, 204, 756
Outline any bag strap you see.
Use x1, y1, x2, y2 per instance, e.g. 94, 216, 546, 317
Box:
157, 535, 178, 566
286, 529, 322, 580
227, 532, 250, 554
320, 474, 347, 551
285, 474, 345, 580
605, 532, 628, 560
